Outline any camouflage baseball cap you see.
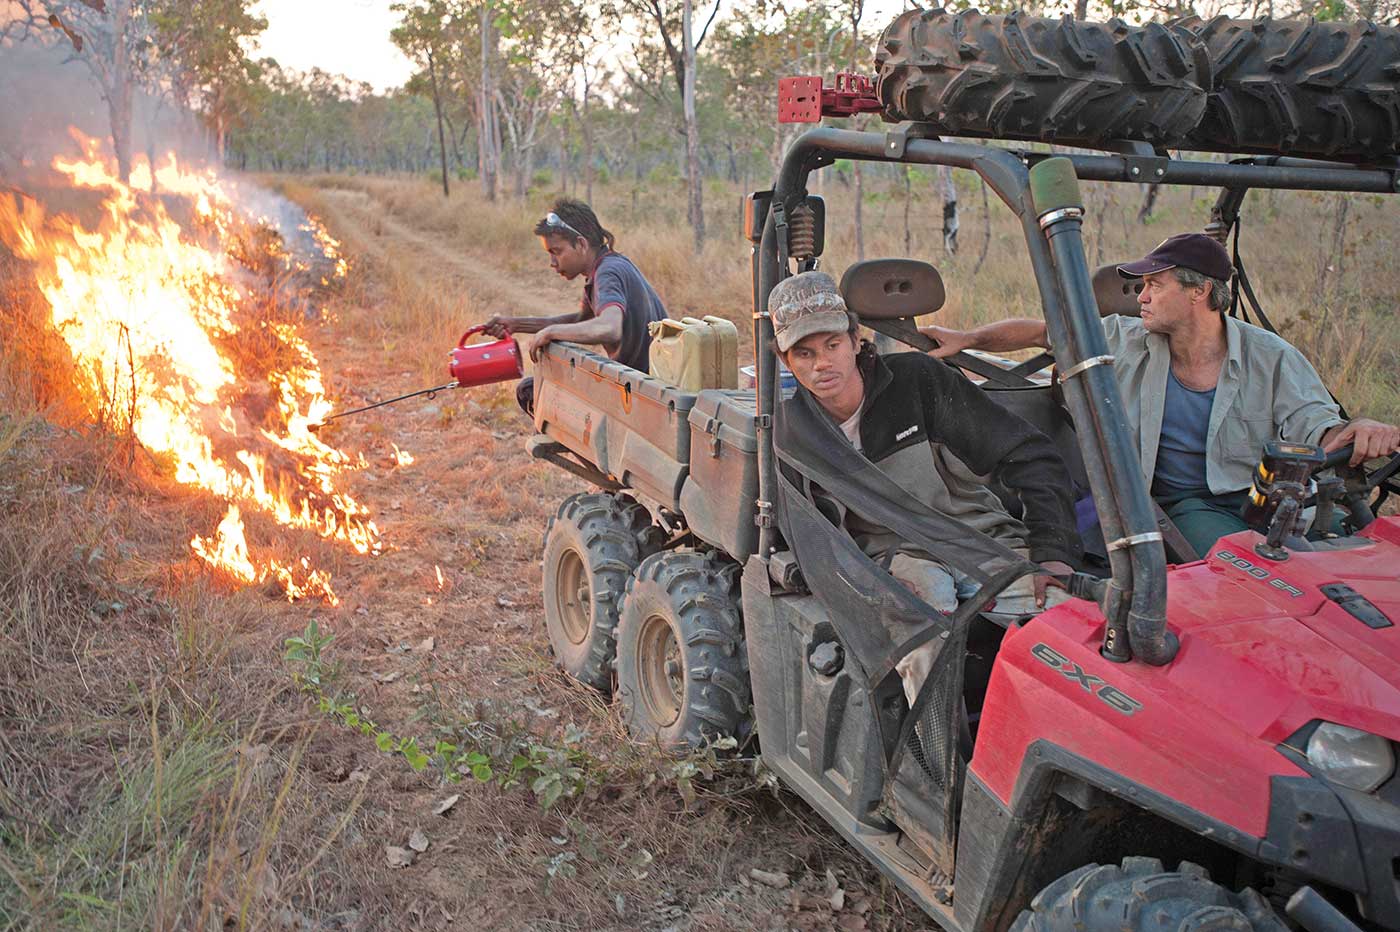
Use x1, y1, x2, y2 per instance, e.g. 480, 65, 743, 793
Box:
768, 271, 853, 353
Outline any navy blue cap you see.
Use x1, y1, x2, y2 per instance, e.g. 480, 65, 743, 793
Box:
1118, 233, 1233, 281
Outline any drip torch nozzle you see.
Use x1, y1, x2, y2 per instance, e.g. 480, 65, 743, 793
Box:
305, 324, 524, 432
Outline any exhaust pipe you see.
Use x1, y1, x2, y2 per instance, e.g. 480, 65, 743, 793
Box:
1027, 158, 1176, 666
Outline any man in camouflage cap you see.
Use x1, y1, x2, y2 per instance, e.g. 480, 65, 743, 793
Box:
770, 271, 1082, 705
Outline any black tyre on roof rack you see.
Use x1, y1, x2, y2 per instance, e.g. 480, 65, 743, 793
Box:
1179, 15, 1400, 161
874, 9, 1212, 149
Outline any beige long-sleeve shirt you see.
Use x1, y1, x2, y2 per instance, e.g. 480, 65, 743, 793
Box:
1100, 314, 1343, 495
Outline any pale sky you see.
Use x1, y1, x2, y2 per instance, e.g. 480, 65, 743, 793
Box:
249, 0, 911, 94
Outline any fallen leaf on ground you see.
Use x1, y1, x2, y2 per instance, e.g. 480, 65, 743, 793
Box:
749, 868, 790, 889
496, 596, 517, 608
408, 829, 430, 852
385, 846, 415, 868
433, 794, 460, 815
348, 769, 369, 783
826, 868, 845, 910
370, 670, 401, 684
414, 636, 435, 652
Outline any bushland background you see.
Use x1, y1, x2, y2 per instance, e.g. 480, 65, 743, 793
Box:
1, 0, 1397, 929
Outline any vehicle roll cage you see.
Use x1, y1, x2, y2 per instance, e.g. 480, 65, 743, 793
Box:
751, 126, 1400, 667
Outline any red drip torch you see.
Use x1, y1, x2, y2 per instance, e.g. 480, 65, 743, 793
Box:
308, 325, 522, 432
448, 324, 523, 387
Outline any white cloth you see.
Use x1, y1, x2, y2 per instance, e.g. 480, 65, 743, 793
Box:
838, 406, 863, 451
888, 551, 1071, 707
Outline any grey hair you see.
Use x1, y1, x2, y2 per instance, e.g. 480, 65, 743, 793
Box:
1172, 267, 1231, 313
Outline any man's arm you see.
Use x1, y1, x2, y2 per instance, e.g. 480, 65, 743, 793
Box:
481, 310, 583, 337
919, 319, 1049, 358
528, 306, 624, 360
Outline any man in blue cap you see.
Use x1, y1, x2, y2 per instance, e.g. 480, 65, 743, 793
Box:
923, 232, 1399, 557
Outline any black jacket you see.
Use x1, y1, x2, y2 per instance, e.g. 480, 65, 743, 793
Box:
828, 347, 1081, 566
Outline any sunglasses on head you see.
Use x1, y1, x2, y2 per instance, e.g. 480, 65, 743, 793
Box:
543, 212, 585, 242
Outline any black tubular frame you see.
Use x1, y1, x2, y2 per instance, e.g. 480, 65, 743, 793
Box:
752, 127, 1399, 666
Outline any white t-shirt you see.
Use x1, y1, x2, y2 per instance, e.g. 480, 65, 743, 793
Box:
839, 407, 862, 452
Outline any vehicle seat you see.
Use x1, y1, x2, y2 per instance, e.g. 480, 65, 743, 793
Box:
1092, 264, 1143, 317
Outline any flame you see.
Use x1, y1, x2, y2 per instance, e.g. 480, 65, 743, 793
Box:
434, 564, 446, 591
0, 130, 369, 602
390, 443, 414, 467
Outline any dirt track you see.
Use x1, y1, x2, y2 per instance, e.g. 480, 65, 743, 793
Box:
269, 179, 932, 931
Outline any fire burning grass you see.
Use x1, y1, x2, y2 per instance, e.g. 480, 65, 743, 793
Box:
0, 131, 386, 604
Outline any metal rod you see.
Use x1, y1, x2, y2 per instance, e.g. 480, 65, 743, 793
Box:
1022, 151, 1397, 193
309, 381, 458, 431
1286, 886, 1365, 932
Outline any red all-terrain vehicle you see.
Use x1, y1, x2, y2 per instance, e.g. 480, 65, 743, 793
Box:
527, 11, 1400, 932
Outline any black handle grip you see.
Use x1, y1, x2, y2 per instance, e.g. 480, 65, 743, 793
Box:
1319, 444, 1355, 470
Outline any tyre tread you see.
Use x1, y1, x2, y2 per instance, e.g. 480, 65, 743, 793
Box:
615, 549, 752, 750
1010, 859, 1287, 932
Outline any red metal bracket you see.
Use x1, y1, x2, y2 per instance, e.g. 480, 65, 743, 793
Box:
778, 72, 883, 124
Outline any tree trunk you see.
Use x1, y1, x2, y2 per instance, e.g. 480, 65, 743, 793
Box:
1137, 183, 1159, 223
854, 163, 865, 260
428, 50, 450, 197
682, 0, 704, 252
580, 61, 595, 204
974, 178, 992, 275
559, 130, 569, 195
940, 164, 959, 254
1075, 0, 1088, 19
478, 2, 499, 202
902, 164, 912, 254
107, 0, 135, 182
1314, 193, 1351, 304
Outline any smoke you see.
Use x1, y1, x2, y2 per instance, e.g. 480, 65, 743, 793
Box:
0, 35, 331, 280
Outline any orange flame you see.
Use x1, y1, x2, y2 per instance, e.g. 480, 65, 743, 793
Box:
0, 131, 369, 602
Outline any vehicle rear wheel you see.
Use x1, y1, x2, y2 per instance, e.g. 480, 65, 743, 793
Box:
616, 550, 751, 751
1012, 858, 1287, 932
541, 493, 661, 693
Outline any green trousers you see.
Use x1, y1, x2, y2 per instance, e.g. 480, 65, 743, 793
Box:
1157, 490, 1250, 559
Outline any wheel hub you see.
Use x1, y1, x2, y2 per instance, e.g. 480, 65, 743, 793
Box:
637, 613, 683, 727
552, 548, 591, 646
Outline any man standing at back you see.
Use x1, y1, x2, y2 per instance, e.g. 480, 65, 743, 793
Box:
924, 233, 1400, 557
481, 198, 668, 415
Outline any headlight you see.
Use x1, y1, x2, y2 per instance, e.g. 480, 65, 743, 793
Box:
1306, 722, 1395, 793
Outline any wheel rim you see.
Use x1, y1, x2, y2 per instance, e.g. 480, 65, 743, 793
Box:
552, 547, 591, 645
637, 613, 683, 727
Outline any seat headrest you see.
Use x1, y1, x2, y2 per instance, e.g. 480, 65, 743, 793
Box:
839, 258, 945, 320
1092, 264, 1143, 317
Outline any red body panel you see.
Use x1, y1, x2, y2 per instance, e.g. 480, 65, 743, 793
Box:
972, 518, 1400, 838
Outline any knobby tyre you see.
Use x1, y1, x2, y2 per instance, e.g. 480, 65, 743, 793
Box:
1180, 15, 1400, 161
875, 9, 1211, 149
616, 550, 752, 751
541, 492, 663, 693
1012, 857, 1288, 932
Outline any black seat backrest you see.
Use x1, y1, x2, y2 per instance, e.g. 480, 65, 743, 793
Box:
1092, 264, 1143, 317
839, 258, 945, 321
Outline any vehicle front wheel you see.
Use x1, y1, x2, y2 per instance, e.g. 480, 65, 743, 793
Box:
541, 493, 661, 693
1012, 858, 1287, 932
616, 550, 751, 751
